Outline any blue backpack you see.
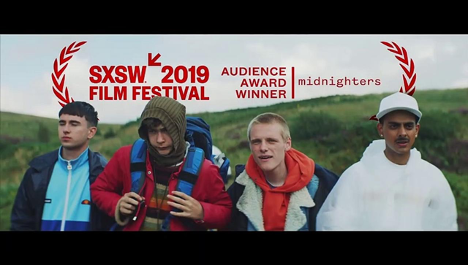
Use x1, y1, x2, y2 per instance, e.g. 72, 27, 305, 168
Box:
130, 116, 230, 209
107, 137, 205, 231
130, 116, 230, 194
185, 116, 231, 184
109, 117, 230, 230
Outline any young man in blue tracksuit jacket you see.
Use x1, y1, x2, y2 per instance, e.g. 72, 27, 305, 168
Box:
10, 101, 114, 231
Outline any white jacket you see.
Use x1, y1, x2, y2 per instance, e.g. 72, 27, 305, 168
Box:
316, 140, 458, 231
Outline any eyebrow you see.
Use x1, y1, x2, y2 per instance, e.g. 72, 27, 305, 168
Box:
250, 137, 278, 142
387, 121, 415, 126
59, 119, 81, 124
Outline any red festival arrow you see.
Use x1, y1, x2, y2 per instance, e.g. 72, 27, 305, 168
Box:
148, 53, 162, 66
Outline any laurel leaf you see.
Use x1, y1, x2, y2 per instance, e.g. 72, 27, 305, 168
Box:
51, 41, 86, 107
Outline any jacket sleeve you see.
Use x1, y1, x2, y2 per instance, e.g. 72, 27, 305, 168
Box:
424, 170, 458, 231
90, 147, 128, 219
316, 165, 361, 231
195, 161, 232, 229
10, 168, 36, 231
223, 182, 244, 231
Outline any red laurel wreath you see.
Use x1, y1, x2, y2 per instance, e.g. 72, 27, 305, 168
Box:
51, 41, 87, 107
369, 41, 417, 121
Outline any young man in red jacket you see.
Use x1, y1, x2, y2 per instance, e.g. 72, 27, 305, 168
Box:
91, 97, 232, 231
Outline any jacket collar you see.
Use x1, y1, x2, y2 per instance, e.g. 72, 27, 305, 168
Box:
235, 170, 315, 231
29, 148, 106, 182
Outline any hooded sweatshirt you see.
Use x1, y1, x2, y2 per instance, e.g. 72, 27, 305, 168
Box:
316, 139, 458, 231
138, 96, 187, 167
246, 148, 314, 230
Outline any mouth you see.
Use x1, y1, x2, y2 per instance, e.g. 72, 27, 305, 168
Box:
62, 137, 71, 141
258, 155, 273, 161
157, 147, 170, 151
395, 139, 409, 147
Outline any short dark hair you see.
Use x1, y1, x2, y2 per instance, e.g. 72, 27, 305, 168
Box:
59, 101, 98, 127
142, 118, 163, 130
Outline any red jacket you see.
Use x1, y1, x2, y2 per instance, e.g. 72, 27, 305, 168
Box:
90, 145, 232, 231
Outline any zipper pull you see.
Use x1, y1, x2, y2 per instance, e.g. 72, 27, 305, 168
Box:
67, 161, 72, 171
132, 200, 146, 221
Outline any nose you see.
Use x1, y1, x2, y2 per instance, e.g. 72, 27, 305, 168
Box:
63, 124, 71, 134
259, 140, 268, 152
398, 125, 407, 137
156, 132, 166, 143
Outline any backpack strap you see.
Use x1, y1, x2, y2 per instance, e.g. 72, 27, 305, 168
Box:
161, 146, 204, 230
174, 146, 204, 203
109, 138, 147, 231
130, 138, 147, 194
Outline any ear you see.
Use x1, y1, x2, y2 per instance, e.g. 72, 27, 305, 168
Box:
415, 123, 420, 136
87, 127, 97, 139
377, 122, 383, 137
285, 137, 292, 151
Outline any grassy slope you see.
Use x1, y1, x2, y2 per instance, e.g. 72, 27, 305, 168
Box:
1, 88, 467, 230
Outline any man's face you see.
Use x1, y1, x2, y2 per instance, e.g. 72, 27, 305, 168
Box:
378, 110, 420, 157
148, 123, 173, 155
249, 122, 291, 174
58, 114, 95, 151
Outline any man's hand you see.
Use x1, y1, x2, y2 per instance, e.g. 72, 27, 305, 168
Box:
119, 192, 144, 216
167, 191, 204, 220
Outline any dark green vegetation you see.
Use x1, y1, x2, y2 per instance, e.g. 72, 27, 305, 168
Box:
1, 88, 467, 230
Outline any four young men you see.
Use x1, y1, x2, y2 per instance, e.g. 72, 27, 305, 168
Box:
10, 92, 459, 231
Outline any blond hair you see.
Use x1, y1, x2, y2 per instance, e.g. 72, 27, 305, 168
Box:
247, 112, 290, 141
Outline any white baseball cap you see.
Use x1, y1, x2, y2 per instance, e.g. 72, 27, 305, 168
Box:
376, 92, 422, 122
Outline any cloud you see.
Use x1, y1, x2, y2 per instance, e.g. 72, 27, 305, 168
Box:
1, 83, 59, 119
2, 35, 467, 124
462, 63, 468, 75
413, 44, 436, 62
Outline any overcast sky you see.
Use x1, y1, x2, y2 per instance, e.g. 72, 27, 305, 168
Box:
1, 34, 467, 124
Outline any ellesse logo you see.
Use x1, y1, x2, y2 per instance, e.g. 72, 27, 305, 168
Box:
81, 199, 91, 205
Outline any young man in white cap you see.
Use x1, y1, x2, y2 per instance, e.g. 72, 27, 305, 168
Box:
316, 92, 458, 231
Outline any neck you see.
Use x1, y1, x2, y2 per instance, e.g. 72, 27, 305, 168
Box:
62, 146, 87, 160
264, 162, 288, 186
383, 149, 410, 165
